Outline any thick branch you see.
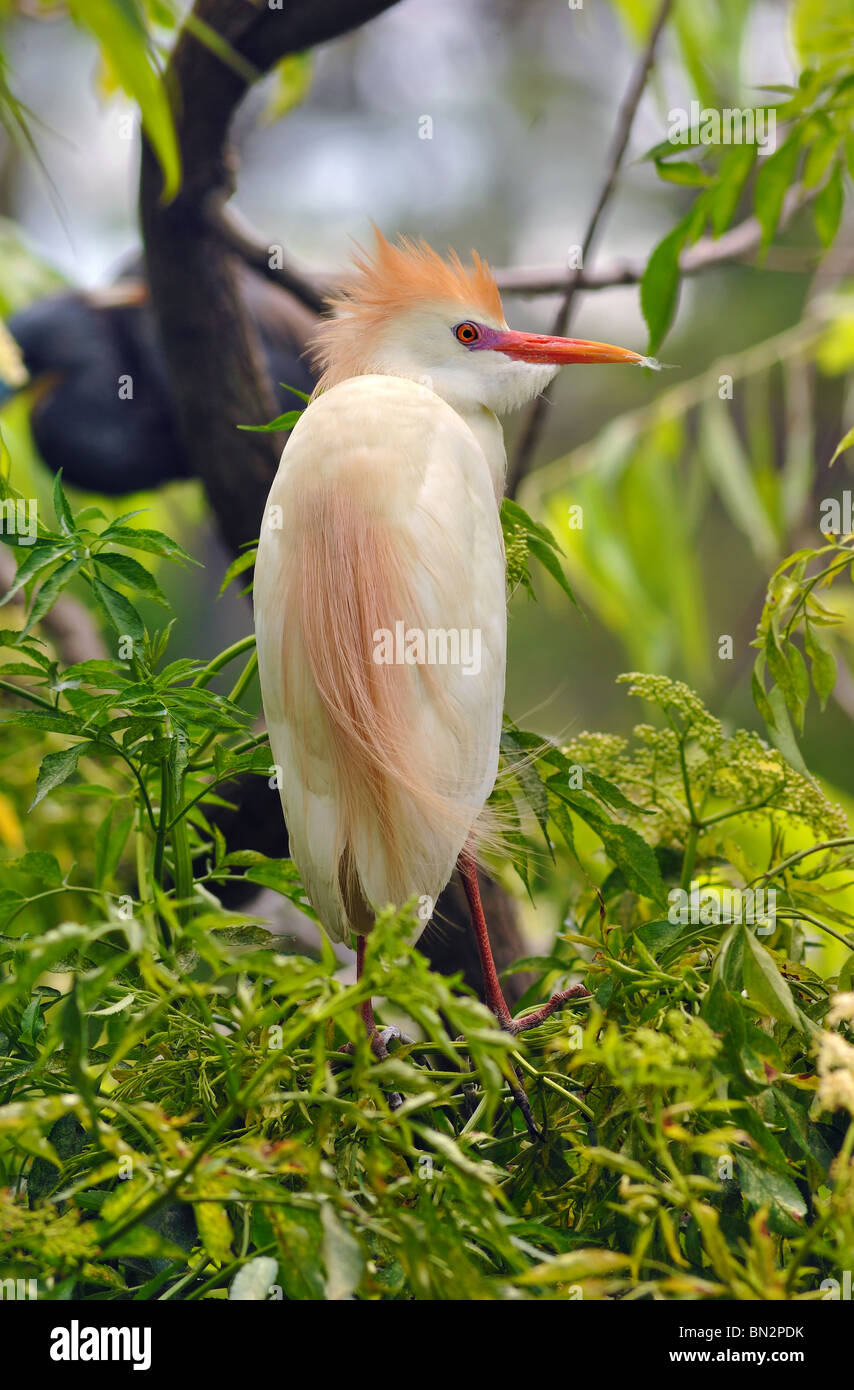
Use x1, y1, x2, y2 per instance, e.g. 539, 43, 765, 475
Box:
139, 0, 401, 556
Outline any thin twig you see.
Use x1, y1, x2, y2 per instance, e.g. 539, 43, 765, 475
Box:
505, 0, 674, 498
495, 185, 811, 296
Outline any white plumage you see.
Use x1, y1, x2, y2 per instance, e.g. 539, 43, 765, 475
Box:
254, 374, 506, 943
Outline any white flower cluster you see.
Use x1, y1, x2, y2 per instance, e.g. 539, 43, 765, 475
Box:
817, 993, 854, 1117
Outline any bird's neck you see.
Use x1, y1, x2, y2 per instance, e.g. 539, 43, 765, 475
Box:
455, 404, 507, 504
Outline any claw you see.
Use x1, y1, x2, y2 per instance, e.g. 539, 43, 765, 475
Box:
370, 1024, 402, 1058
509, 1076, 544, 1141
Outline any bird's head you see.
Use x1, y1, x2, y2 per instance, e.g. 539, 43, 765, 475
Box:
310, 228, 651, 414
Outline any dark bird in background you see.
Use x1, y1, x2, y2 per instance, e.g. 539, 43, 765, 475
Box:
0, 264, 527, 1005
0, 267, 317, 493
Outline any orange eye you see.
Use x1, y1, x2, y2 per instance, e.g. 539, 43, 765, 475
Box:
454, 321, 480, 344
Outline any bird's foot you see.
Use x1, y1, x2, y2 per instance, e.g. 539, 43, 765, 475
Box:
496, 985, 589, 1139
503, 983, 590, 1036
369, 1025, 405, 1111
369, 1023, 403, 1059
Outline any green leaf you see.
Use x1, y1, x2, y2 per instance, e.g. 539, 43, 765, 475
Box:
52, 470, 75, 535
196, 1200, 233, 1264
754, 133, 801, 249
635, 918, 685, 958
218, 547, 257, 596
2, 709, 87, 735
501, 732, 550, 842
641, 135, 706, 163
516, 1248, 630, 1286
59, 975, 87, 1061
593, 819, 667, 906
582, 769, 645, 814
279, 384, 311, 403
500, 498, 582, 610
699, 400, 778, 566
100, 525, 199, 567
30, 745, 85, 810
22, 557, 84, 636
829, 424, 854, 467
262, 52, 313, 123
741, 925, 802, 1029
737, 1152, 806, 1236
69, 0, 181, 201
751, 662, 776, 728
239, 857, 312, 907
95, 550, 168, 605
93, 805, 133, 887
804, 623, 836, 708
0, 541, 73, 606
96, 1223, 188, 1260
91, 577, 145, 643
237, 409, 303, 433
1, 850, 63, 886
764, 684, 814, 781
526, 535, 582, 612
554, 785, 666, 905
640, 219, 689, 355
802, 129, 840, 189
710, 145, 756, 236
813, 161, 844, 247
654, 159, 713, 186
764, 628, 804, 731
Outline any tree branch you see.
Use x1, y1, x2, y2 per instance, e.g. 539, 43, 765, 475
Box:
204, 191, 328, 315
139, 0, 401, 556
211, 182, 813, 314
495, 185, 811, 296
505, 0, 674, 499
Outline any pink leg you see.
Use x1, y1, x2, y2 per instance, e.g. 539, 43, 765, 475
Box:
354, 933, 401, 1064
355, 934, 376, 1032
457, 850, 589, 1035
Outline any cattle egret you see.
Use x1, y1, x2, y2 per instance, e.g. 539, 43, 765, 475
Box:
254, 230, 647, 1048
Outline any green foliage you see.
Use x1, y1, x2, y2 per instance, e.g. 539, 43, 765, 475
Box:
752, 534, 852, 763
528, 286, 854, 688
639, 0, 854, 353
1, 0, 853, 1306
501, 497, 580, 611
1, 485, 853, 1301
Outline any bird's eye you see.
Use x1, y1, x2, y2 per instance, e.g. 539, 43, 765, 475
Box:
454, 321, 480, 345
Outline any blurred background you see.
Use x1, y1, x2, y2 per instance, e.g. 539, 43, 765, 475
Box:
0, 0, 852, 797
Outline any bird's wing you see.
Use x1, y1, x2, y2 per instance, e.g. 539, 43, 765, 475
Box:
254, 374, 506, 943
